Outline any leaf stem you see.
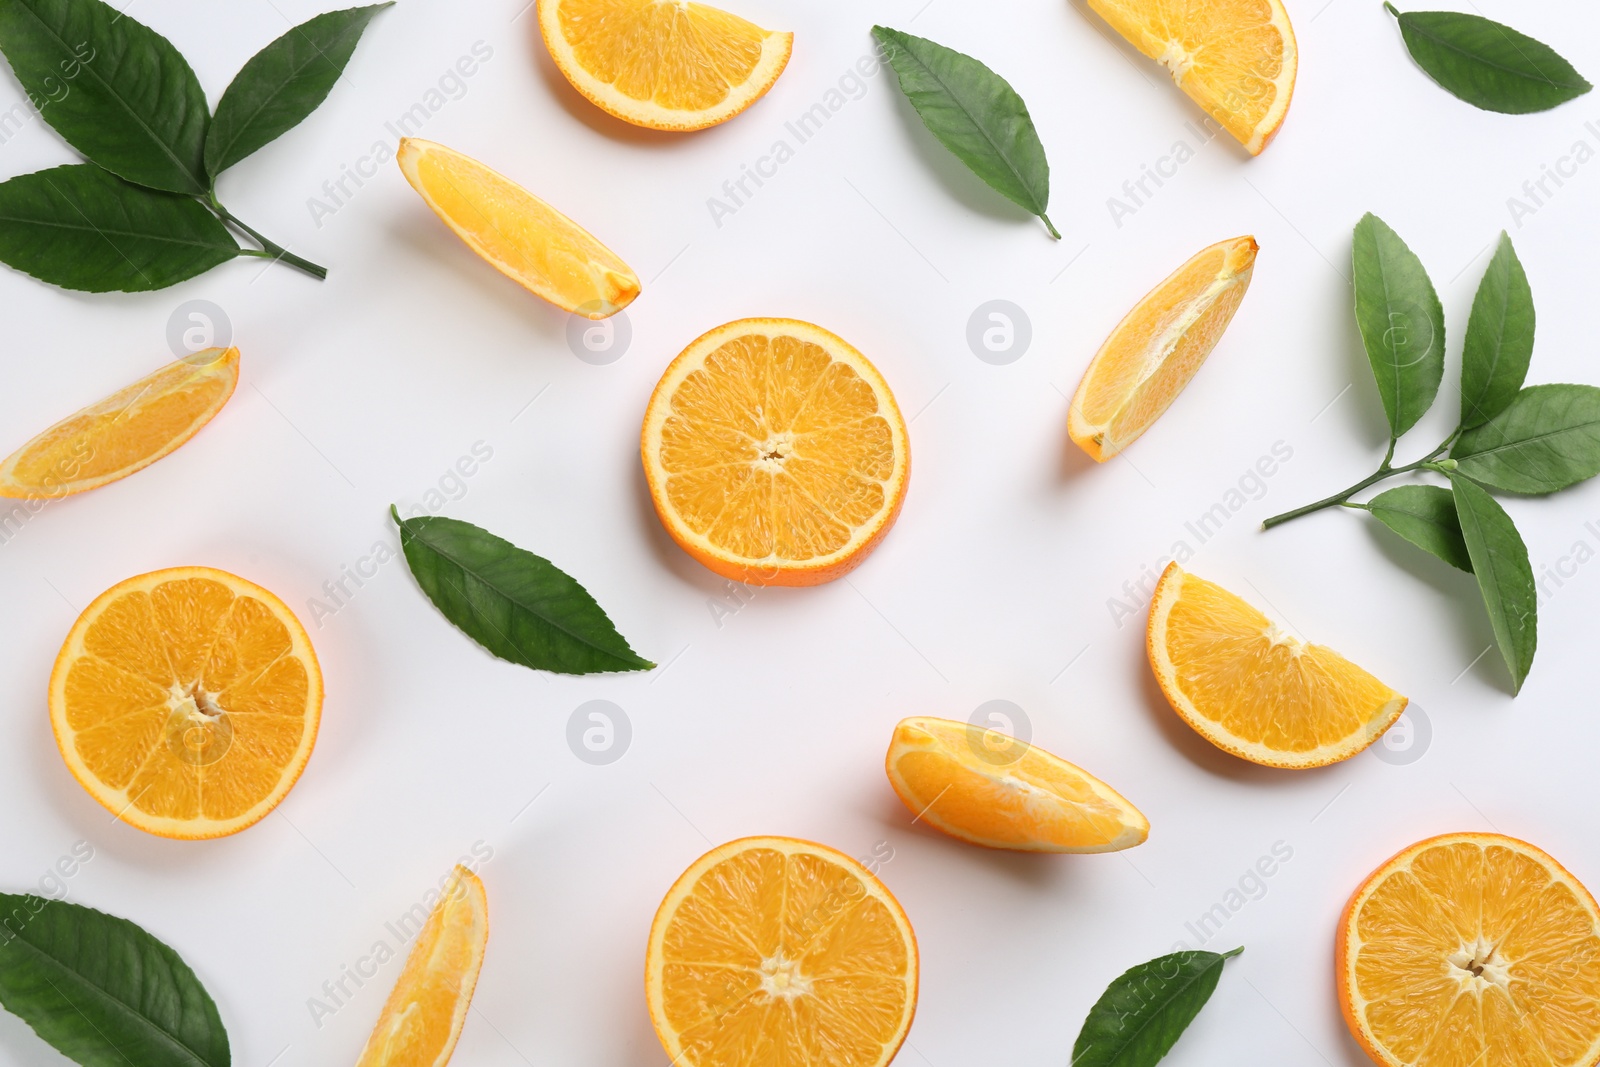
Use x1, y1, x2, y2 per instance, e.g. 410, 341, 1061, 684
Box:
1383, 1, 1401, 16
1220, 946, 1245, 960
208, 195, 327, 280
1040, 212, 1062, 240
1262, 437, 1456, 529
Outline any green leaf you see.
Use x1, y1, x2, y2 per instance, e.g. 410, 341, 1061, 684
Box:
1363, 485, 1472, 572
0, 163, 239, 292
0, 0, 210, 194
1452, 384, 1600, 494
870, 25, 1058, 238
205, 3, 392, 179
0, 894, 229, 1067
392, 507, 654, 675
1385, 5, 1591, 115
1450, 474, 1536, 693
1070, 948, 1241, 1067
1459, 233, 1534, 429
1352, 213, 1445, 440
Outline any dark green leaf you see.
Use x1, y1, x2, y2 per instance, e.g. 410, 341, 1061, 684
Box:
392, 507, 654, 675
0, 163, 239, 291
0, 0, 210, 193
871, 25, 1058, 238
1386, 5, 1591, 114
1459, 232, 1534, 429
1450, 474, 1536, 693
0, 894, 229, 1067
205, 3, 392, 179
1352, 213, 1445, 440
1452, 384, 1600, 494
1364, 485, 1472, 572
1070, 948, 1240, 1067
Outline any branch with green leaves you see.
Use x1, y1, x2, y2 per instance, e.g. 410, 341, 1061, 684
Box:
0, 0, 391, 291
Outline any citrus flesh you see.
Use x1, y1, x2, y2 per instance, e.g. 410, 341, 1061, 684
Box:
646, 837, 918, 1067
1147, 563, 1406, 768
1086, 0, 1297, 154
49, 567, 322, 839
1069, 236, 1256, 461
641, 318, 910, 586
1338, 833, 1600, 1067
886, 716, 1149, 853
397, 138, 639, 319
0, 348, 239, 499
538, 0, 792, 131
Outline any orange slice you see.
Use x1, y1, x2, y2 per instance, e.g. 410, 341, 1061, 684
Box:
538, 0, 792, 131
357, 865, 489, 1067
397, 138, 639, 319
1338, 833, 1600, 1067
641, 318, 910, 586
1147, 563, 1406, 768
1086, 0, 1297, 154
0, 348, 238, 499
49, 567, 322, 839
885, 716, 1149, 853
1068, 236, 1256, 461
645, 836, 918, 1067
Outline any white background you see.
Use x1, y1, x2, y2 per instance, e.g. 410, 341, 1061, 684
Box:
2, 0, 1599, 1063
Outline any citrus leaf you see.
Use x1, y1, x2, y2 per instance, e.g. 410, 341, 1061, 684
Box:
1385, 5, 1591, 114
1452, 384, 1600, 494
0, 163, 239, 291
1450, 474, 1536, 693
392, 507, 654, 675
1363, 485, 1472, 572
1352, 213, 1445, 440
205, 3, 392, 179
1070, 948, 1241, 1067
0, 0, 210, 194
0, 894, 229, 1067
1459, 232, 1534, 429
871, 25, 1058, 238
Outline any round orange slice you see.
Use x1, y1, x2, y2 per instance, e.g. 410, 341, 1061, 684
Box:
1069, 236, 1256, 461
1147, 563, 1407, 769
1338, 833, 1600, 1067
537, 0, 793, 131
645, 837, 918, 1067
397, 138, 639, 319
50, 567, 322, 839
641, 318, 910, 586
357, 865, 489, 1067
885, 716, 1149, 853
1086, 0, 1297, 154
0, 348, 239, 499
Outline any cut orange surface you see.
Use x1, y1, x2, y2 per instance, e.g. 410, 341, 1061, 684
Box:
49, 567, 322, 839
397, 138, 639, 319
0, 348, 238, 499
357, 865, 489, 1067
1147, 563, 1406, 769
538, 0, 792, 131
1069, 236, 1256, 461
886, 716, 1149, 853
1338, 833, 1600, 1067
1086, 0, 1297, 154
645, 836, 918, 1067
641, 318, 910, 586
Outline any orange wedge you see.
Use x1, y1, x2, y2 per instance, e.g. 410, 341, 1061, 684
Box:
0, 348, 238, 499
356, 865, 489, 1067
1147, 563, 1407, 769
1338, 833, 1600, 1067
49, 567, 322, 839
1069, 236, 1256, 461
645, 836, 918, 1067
886, 716, 1149, 853
641, 318, 910, 586
538, 0, 793, 131
1086, 0, 1297, 154
397, 138, 639, 319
